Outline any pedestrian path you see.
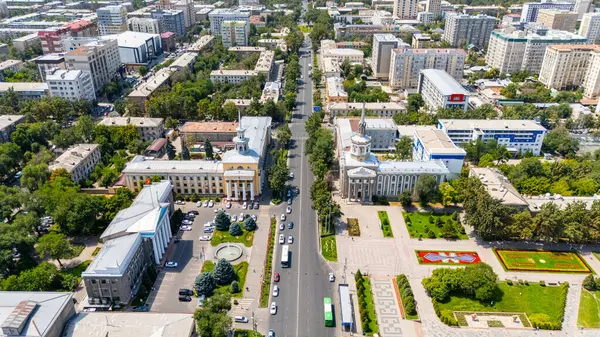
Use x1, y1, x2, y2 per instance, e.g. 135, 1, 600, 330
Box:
370, 278, 404, 337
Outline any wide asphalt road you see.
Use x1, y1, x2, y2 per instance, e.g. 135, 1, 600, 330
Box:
267, 39, 337, 337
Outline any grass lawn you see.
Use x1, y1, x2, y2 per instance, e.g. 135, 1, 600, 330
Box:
403, 212, 467, 240
436, 282, 566, 327
61, 260, 91, 286
377, 211, 393, 237
200, 261, 249, 298
578, 288, 600, 328
320, 235, 337, 261
360, 278, 380, 334
495, 249, 592, 273
260, 217, 277, 307
210, 226, 255, 247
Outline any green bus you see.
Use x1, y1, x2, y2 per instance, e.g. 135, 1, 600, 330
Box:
324, 297, 333, 327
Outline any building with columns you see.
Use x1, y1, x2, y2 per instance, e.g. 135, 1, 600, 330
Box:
82, 181, 174, 308
336, 106, 453, 202
122, 116, 271, 201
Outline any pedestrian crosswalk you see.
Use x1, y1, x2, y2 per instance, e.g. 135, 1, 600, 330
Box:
231, 298, 254, 316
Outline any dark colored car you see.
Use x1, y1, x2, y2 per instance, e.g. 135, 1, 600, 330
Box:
273, 272, 280, 282
288, 222, 294, 229
188, 210, 199, 215
179, 289, 193, 296
179, 295, 192, 302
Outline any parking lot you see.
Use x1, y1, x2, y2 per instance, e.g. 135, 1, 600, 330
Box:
147, 199, 265, 313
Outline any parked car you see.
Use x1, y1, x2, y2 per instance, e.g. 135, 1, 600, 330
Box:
286, 206, 292, 214
165, 262, 178, 268
208, 200, 214, 207
231, 215, 238, 222
196, 201, 202, 207
243, 201, 248, 209
288, 222, 294, 229
199, 235, 211, 241
176, 200, 185, 205
203, 200, 209, 207
180, 225, 192, 231
270, 302, 277, 315
279, 234, 285, 244
268, 330, 275, 337
182, 220, 193, 225
251, 214, 257, 221
188, 210, 199, 216
253, 202, 259, 210
288, 235, 294, 244
234, 316, 249, 323
289, 172, 294, 179
179, 295, 192, 302
280, 214, 286, 221
179, 289, 193, 296
273, 272, 280, 282
279, 223, 284, 231
329, 273, 335, 282
239, 213, 245, 220
287, 198, 292, 205
272, 285, 279, 297
226, 202, 232, 209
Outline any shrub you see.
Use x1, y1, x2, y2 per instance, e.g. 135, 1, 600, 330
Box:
404, 296, 416, 315
539, 280, 545, 286
402, 287, 413, 299
506, 280, 513, 286
426, 227, 436, 238
243, 217, 257, 231
452, 212, 459, 221
355, 269, 363, 282
404, 215, 411, 223
230, 280, 240, 293
428, 215, 434, 223
435, 217, 442, 227
215, 211, 231, 231
347, 218, 361, 236
215, 197, 221, 202
583, 274, 595, 291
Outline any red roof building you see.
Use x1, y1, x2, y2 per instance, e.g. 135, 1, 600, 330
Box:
65, 20, 98, 38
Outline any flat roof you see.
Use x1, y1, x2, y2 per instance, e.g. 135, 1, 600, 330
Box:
169, 52, 197, 69
180, 121, 238, 133
0, 59, 22, 70
338, 284, 353, 325
123, 156, 224, 174
0, 82, 48, 92
114, 31, 159, 48
64, 312, 195, 337
415, 129, 466, 155
98, 117, 164, 127
83, 233, 142, 276
0, 114, 25, 130
329, 102, 405, 111
439, 119, 547, 131
48, 144, 99, 173
210, 69, 258, 76
0, 292, 74, 337
326, 77, 347, 97
420, 69, 469, 96
46, 69, 83, 81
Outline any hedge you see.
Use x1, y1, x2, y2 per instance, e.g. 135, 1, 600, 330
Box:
395, 274, 418, 319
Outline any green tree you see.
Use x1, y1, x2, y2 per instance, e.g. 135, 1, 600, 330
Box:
543, 126, 579, 157
243, 216, 257, 231
74, 115, 95, 142
407, 94, 424, 113
212, 258, 235, 285
439, 182, 457, 206
399, 190, 412, 206
215, 211, 231, 231
268, 162, 289, 197
194, 272, 216, 296
166, 139, 176, 160
277, 123, 292, 148
395, 136, 412, 160
21, 164, 50, 191
36, 232, 73, 267
230, 280, 240, 293
414, 174, 440, 207
204, 139, 214, 159
181, 145, 190, 160
229, 222, 242, 236
139, 66, 148, 76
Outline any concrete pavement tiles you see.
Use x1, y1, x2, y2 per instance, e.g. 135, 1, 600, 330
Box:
371, 278, 404, 337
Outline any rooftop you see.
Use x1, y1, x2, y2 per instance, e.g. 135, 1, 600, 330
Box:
113, 31, 159, 48
45, 69, 83, 81
373, 33, 399, 42
210, 69, 258, 76
420, 69, 469, 96
63, 312, 195, 337
169, 52, 197, 69
0, 82, 48, 92
415, 129, 466, 155
328, 101, 405, 111
438, 119, 547, 131
470, 167, 529, 207
187, 35, 215, 52
48, 144, 99, 173
83, 233, 142, 276
326, 77, 347, 98
180, 121, 238, 134
123, 156, 224, 174
0, 115, 25, 130
0, 292, 74, 337
0, 59, 22, 70
98, 117, 164, 127
378, 159, 450, 174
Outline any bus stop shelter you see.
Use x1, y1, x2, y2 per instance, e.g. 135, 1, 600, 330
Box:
338, 284, 353, 330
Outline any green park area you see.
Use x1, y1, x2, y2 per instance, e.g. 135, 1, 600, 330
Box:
578, 289, 600, 328
495, 249, 592, 273
321, 235, 337, 261
403, 212, 467, 240
199, 260, 248, 298
377, 211, 393, 237
210, 227, 255, 247
210, 211, 257, 247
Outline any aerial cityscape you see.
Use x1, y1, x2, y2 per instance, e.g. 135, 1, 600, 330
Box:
0, 0, 600, 336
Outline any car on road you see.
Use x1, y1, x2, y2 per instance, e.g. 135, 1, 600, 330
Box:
288, 222, 294, 229
279, 222, 284, 231
287, 190, 292, 198
280, 214, 286, 221
273, 272, 280, 282
208, 200, 214, 207
203, 200, 209, 207
272, 285, 279, 297
287, 198, 292, 205
329, 273, 335, 282
286, 206, 292, 214
243, 201, 248, 209
288, 235, 294, 244
199, 235, 211, 241
179, 289, 193, 296
176, 200, 185, 205
165, 262, 178, 268
279, 234, 285, 244
179, 295, 192, 302
268, 329, 275, 337
231, 215, 238, 222
289, 172, 294, 179
196, 201, 202, 207
234, 316, 249, 323
180, 225, 192, 231
270, 302, 277, 315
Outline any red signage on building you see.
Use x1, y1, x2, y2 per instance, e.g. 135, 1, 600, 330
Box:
450, 94, 465, 102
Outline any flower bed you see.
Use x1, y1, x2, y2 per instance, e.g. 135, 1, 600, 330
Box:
495, 249, 592, 273
347, 218, 360, 236
416, 250, 481, 265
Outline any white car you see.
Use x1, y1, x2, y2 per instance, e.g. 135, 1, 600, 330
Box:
279, 223, 284, 231
329, 273, 335, 282
289, 172, 294, 179
243, 201, 248, 209
208, 200, 214, 208
231, 215, 238, 222
199, 235, 211, 241
288, 235, 294, 244
182, 220, 193, 225
196, 201, 202, 207
251, 214, 257, 221
176, 200, 185, 205
280, 214, 286, 221
279, 234, 285, 244
272, 285, 279, 297
165, 262, 178, 268
203, 200, 209, 207
286, 206, 292, 214
239, 213, 244, 220
180, 225, 192, 231
226, 202, 232, 209
270, 302, 277, 315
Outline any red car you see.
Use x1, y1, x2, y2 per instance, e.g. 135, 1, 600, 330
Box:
273, 272, 280, 282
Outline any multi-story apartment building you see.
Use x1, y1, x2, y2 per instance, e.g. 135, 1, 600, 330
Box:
0, 114, 25, 143
187, 35, 215, 52
412, 34, 433, 48
418, 12, 434, 25
49, 144, 101, 182
328, 101, 405, 118
221, 20, 249, 47
393, 0, 417, 19
540, 45, 600, 98
127, 18, 161, 34
418, 69, 470, 111
520, 1, 575, 23
210, 69, 257, 83
83, 181, 173, 306
208, 9, 249, 34
0, 82, 48, 100
65, 38, 120, 94
442, 13, 497, 49
150, 9, 185, 37
579, 13, 600, 44
438, 119, 547, 155
46, 69, 96, 101
389, 48, 466, 89
536, 9, 577, 32
173, 0, 196, 28
372, 34, 403, 79
326, 76, 348, 104
38, 27, 70, 54
425, 0, 442, 18
12, 33, 41, 52
574, 0, 592, 19
486, 26, 587, 74
65, 19, 97, 38
98, 117, 165, 142
97, 5, 127, 35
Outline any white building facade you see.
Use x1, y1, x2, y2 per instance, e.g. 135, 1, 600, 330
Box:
46, 69, 95, 101
221, 20, 249, 47
418, 69, 470, 111
579, 13, 600, 44
49, 143, 101, 182
389, 48, 466, 89
97, 5, 127, 35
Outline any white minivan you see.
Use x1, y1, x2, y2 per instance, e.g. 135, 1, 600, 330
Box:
234, 316, 248, 323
